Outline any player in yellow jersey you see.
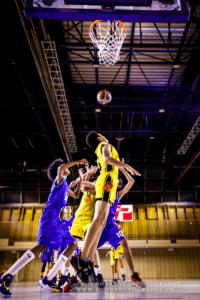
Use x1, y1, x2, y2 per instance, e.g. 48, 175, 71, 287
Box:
70, 165, 98, 241
71, 131, 141, 283
106, 247, 119, 285
64, 165, 105, 290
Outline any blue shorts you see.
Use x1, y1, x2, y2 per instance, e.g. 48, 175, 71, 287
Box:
41, 248, 54, 262
37, 209, 63, 250
97, 222, 125, 249
57, 236, 76, 259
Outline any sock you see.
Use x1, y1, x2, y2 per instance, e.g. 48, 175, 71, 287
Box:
47, 255, 68, 281
94, 267, 100, 276
120, 268, 125, 275
62, 267, 70, 276
3, 250, 35, 277
114, 273, 118, 279
130, 270, 135, 276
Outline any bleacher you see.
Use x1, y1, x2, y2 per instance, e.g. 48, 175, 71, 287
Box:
0, 204, 200, 251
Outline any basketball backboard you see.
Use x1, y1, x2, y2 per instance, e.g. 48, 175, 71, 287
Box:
24, 0, 189, 22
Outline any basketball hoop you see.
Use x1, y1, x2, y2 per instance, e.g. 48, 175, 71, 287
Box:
89, 20, 127, 67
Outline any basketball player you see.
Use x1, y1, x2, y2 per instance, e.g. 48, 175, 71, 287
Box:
70, 165, 106, 286
97, 169, 145, 288
105, 247, 119, 285
43, 164, 98, 292
0, 158, 87, 297
71, 131, 141, 283
79, 166, 145, 287
63, 165, 106, 290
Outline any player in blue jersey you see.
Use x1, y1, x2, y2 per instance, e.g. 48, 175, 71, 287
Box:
97, 167, 146, 288
0, 158, 87, 297
41, 166, 97, 292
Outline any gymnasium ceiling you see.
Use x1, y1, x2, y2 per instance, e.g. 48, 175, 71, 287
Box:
0, 0, 200, 202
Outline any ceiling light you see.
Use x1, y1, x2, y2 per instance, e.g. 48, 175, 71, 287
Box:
95, 108, 101, 113
150, 136, 155, 140
159, 108, 165, 113
173, 64, 180, 69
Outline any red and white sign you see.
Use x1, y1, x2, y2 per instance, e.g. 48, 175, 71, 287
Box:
115, 205, 133, 221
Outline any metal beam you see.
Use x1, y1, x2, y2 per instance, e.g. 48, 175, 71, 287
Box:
177, 116, 200, 155
173, 146, 200, 186
126, 23, 135, 86
62, 60, 188, 65
58, 43, 200, 49
77, 130, 177, 135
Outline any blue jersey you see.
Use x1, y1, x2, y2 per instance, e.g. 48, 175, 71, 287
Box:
44, 178, 69, 212
60, 217, 75, 239
106, 192, 119, 226
37, 177, 69, 250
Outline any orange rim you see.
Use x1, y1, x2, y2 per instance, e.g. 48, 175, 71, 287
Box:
89, 20, 127, 33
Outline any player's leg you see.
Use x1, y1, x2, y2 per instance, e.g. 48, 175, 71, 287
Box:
81, 200, 110, 260
47, 239, 78, 283
0, 244, 46, 297
113, 248, 120, 283
81, 174, 116, 260
120, 238, 146, 287
114, 259, 119, 282
57, 241, 78, 289
118, 252, 126, 281
111, 265, 114, 285
94, 250, 105, 288
119, 253, 124, 269
71, 200, 110, 283
41, 261, 47, 279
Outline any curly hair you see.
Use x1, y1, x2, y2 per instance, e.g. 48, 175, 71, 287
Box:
86, 131, 99, 149
47, 158, 65, 182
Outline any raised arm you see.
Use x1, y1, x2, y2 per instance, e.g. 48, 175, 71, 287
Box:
102, 144, 141, 177
79, 165, 97, 193
118, 168, 135, 200
68, 177, 82, 199
57, 158, 88, 185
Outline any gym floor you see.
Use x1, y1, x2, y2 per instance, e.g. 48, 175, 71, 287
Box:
9, 280, 200, 300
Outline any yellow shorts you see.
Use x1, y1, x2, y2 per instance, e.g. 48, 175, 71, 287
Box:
71, 216, 92, 240
116, 244, 124, 254
110, 251, 118, 267
95, 171, 118, 204
113, 249, 119, 259
110, 259, 115, 267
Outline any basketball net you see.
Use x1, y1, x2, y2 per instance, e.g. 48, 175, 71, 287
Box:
89, 20, 126, 67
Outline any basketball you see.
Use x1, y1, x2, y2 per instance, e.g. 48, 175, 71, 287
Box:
97, 89, 112, 105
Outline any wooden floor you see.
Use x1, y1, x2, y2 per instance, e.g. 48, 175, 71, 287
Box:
7, 280, 200, 300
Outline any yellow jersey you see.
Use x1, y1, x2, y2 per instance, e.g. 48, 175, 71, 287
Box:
75, 191, 95, 219
95, 142, 119, 175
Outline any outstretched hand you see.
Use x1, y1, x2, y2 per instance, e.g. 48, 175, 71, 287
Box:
88, 165, 98, 175
78, 158, 88, 165
127, 166, 141, 176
